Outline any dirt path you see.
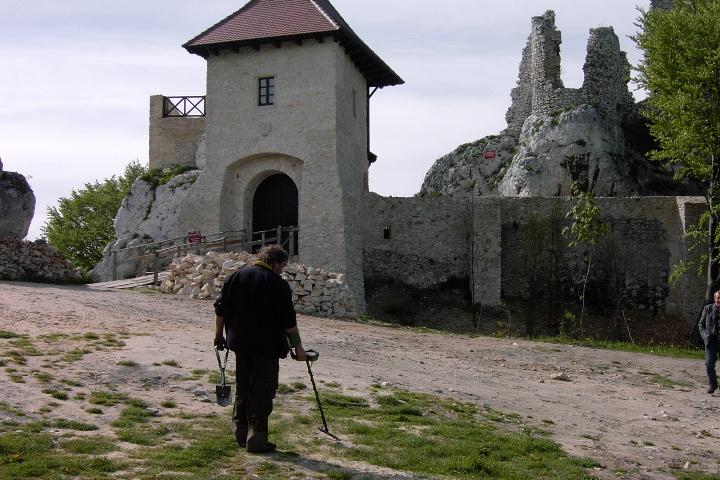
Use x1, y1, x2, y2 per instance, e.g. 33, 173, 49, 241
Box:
1, 281, 718, 479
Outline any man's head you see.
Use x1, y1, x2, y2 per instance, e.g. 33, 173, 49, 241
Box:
257, 245, 289, 274
714, 291, 720, 308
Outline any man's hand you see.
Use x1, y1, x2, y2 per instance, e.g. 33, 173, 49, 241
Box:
214, 334, 227, 351
293, 345, 307, 361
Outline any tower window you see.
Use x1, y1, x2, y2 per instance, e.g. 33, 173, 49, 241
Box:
352, 88, 357, 118
258, 77, 274, 106
383, 225, 392, 240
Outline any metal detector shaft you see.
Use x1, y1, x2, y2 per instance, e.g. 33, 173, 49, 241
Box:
305, 359, 339, 440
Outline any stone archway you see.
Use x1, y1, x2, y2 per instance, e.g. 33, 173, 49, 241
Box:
251, 173, 298, 253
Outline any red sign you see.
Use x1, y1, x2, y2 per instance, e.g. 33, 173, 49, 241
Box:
483, 150, 496, 159
187, 231, 202, 244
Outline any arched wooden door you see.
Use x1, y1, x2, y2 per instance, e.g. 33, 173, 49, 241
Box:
252, 173, 298, 253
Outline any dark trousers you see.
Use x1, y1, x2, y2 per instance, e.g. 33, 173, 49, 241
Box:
233, 352, 279, 436
706, 336, 719, 388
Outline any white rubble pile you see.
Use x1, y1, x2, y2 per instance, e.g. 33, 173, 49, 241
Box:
160, 251, 357, 319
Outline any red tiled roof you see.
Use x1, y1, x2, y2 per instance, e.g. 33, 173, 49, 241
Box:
183, 0, 403, 88
185, 0, 339, 46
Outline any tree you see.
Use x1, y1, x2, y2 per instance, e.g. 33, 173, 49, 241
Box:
42, 161, 146, 271
633, 0, 720, 302
563, 183, 609, 338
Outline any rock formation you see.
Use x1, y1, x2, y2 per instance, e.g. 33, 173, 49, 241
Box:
420, 11, 700, 198
0, 160, 36, 239
91, 169, 201, 281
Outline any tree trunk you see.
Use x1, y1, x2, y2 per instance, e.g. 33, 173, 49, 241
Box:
707, 155, 720, 303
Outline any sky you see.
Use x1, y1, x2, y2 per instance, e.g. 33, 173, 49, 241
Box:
0, 0, 651, 241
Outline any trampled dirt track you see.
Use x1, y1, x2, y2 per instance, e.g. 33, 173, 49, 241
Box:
0, 281, 719, 479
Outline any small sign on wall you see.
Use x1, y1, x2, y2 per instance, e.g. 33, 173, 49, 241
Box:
483, 150, 496, 159
188, 231, 202, 244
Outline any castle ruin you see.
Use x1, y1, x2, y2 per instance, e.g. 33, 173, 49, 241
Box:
504, 11, 635, 139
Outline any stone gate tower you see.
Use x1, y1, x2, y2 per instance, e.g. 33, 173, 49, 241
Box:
157, 0, 403, 306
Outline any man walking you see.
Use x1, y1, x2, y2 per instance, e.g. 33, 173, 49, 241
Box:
698, 291, 720, 394
214, 245, 306, 452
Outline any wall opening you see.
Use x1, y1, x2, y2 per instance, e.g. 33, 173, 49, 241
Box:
252, 173, 298, 253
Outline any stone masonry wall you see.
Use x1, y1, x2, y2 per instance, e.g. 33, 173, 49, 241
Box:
0, 237, 81, 283
363, 193, 471, 288
148, 95, 205, 170
363, 195, 706, 324
504, 11, 634, 138
159, 250, 357, 318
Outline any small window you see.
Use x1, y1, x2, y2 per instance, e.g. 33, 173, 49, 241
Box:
258, 77, 274, 106
383, 225, 392, 240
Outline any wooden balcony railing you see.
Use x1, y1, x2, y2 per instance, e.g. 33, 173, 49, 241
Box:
163, 96, 206, 117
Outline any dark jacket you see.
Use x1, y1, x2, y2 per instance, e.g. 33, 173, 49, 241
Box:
214, 264, 296, 357
698, 303, 719, 344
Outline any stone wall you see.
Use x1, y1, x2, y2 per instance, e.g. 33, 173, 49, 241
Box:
363, 195, 706, 325
159, 251, 357, 318
363, 193, 471, 289
504, 11, 634, 139
0, 237, 81, 283
148, 95, 205, 170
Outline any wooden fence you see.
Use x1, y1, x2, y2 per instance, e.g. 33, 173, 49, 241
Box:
111, 226, 299, 283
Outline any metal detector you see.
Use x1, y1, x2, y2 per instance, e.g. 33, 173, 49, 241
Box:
301, 349, 340, 440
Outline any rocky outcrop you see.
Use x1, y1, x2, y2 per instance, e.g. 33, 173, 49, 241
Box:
0, 163, 35, 239
0, 237, 81, 283
420, 11, 701, 198
160, 250, 358, 318
91, 169, 201, 281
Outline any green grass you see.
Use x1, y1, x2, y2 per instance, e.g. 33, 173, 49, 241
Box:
0, 330, 20, 339
270, 387, 599, 479
60, 348, 93, 362
535, 336, 704, 359
40, 388, 68, 401
648, 374, 693, 388
160, 400, 176, 408
88, 390, 129, 406
161, 359, 181, 367
60, 436, 116, 454
86, 407, 103, 415
117, 360, 139, 367
32, 371, 53, 383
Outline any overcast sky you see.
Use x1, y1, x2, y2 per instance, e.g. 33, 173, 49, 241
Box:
0, 0, 650, 240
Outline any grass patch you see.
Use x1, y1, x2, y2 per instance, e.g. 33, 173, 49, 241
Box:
88, 390, 129, 406
0, 428, 125, 478
674, 472, 720, 480
117, 360, 139, 368
161, 359, 181, 368
272, 387, 598, 479
48, 419, 98, 431
32, 371, 53, 383
0, 401, 25, 417
41, 388, 68, 401
60, 436, 116, 454
9, 373, 25, 383
648, 374, 693, 388
160, 400, 177, 408
0, 330, 20, 339
86, 407, 103, 415
60, 348, 93, 362
535, 336, 703, 359
60, 378, 83, 387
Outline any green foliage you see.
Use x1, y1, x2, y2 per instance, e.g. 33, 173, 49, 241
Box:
42, 161, 147, 271
140, 165, 197, 187
634, 1, 720, 291
563, 184, 609, 249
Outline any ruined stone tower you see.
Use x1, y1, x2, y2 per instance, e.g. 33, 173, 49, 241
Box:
504, 11, 634, 139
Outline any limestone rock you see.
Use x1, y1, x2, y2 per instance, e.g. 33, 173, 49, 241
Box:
0, 171, 35, 239
92, 169, 201, 281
